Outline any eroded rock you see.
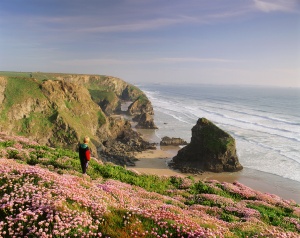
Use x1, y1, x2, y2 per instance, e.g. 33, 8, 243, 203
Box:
170, 118, 243, 173
160, 136, 187, 146
134, 112, 158, 129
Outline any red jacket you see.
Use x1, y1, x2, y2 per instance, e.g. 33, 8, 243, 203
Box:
79, 143, 91, 161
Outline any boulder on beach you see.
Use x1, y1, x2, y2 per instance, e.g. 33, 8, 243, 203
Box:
160, 136, 188, 146
170, 118, 243, 173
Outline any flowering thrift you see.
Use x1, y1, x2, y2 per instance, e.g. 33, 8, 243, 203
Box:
0, 134, 300, 237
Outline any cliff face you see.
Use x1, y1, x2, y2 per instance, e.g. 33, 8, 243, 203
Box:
171, 118, 243, 173
0, 72, 156, 161
133, 112, 158, 129
128, 97, 154, 115
128, 96, 158, 129
0, 77, 106, 153
56, 74, 153, 117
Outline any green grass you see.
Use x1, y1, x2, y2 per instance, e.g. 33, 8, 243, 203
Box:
0, 71, 62, 81
247, 204, 298, 232
0, 76, 49, 132
0, 140, 15, 148
98, 111, 106, 126
136, 94, 149, 103
192, 118, 235, 155
1, 139, 300, 236
92, 163, 172, 194
229, 228, 265, 238
99, 209, 180, 238
5, 77, 44, 105
17, 112, 54, 136
0, 71, 33, 78
2, 142, 172, 194
89, 89, 117, 104
186, 181, 243, 206
220, 212, 238, 222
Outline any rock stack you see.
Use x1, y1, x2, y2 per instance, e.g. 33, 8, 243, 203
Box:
170, 118, 243, 173
133, 113, 158, 129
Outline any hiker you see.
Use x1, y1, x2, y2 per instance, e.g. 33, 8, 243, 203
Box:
78, 136, 91, 174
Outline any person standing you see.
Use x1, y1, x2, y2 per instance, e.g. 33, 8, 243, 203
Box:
78, 136, 91, 174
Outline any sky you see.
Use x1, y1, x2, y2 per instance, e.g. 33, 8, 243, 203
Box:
0, 0, 299, 87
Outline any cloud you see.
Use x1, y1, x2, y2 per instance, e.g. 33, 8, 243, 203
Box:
6, 2, 254, 34
253, 0, 299, 12
1, 1, 270, 36
56, 57, 236, 67
79, 17, 184, 33
157, 57, 236, 63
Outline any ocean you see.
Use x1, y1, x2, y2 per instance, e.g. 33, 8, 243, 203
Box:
136, 83, 300, 184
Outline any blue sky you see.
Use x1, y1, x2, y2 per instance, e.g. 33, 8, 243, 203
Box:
0, 0, 299, 87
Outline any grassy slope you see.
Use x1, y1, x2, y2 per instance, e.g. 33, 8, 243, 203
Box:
0, 70, 145, 116
0, 73, 108, 148
0, 133, 299, 238
0, 76, 55, 138
0, 71, 151, 151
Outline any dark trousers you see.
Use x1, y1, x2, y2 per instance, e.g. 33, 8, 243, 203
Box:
80, 158, 88, 174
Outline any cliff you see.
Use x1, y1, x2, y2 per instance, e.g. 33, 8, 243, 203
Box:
49, 73, 152, 116
129, 95, 158, 129
0, 72, 156, 163
171, 118, 243, 173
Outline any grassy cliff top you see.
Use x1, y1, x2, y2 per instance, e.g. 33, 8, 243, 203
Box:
0, 133, 299, 237
0, 71, 152, 151
0, 71, 143, 97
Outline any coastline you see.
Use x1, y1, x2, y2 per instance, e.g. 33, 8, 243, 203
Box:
129, 128, 300, 203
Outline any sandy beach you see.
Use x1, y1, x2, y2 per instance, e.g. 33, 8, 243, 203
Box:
128, 146, 300, 204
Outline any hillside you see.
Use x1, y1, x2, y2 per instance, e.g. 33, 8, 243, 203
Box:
0, 71, 155, 164
0, 133, 300, 237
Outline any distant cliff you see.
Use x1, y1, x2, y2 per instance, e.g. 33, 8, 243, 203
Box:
0, 72, 156, 163
170, 118, 243, 173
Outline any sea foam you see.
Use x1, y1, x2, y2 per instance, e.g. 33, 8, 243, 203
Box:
141, 84, 300, 182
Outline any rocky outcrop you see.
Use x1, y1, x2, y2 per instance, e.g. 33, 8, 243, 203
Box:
98, 94, 121, 115
99, 117, 156, 166
127, 96, 157, 129
0, 74, 155, 164
160, 136, 188, 146
170, 118, 243, 173
59, 74, 150, 113
121, 85, 143, 101
55, 73, 156, 128
133, 112, 158, 129
128, 97, 154, 116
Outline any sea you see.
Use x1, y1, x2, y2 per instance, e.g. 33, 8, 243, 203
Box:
136, 83, 300, 185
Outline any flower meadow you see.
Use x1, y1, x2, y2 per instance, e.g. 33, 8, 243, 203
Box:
0, 133, 300, 237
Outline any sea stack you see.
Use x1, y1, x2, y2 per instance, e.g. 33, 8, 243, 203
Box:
171, 118, 243, 173
133, 112, 158, 129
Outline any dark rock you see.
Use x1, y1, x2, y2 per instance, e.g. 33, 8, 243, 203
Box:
170, 118, 243, 173
99, 119, 156, 166
98, 95, 121, 115
134, 113, 158, 129
160, 136, 188, 146
127, 95, 157, 129
121, 85, 142, 101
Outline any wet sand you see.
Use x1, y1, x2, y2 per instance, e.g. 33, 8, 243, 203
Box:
128, 147, 300, 204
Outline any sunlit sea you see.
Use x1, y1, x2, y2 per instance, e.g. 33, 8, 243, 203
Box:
136, 83, 300, 183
